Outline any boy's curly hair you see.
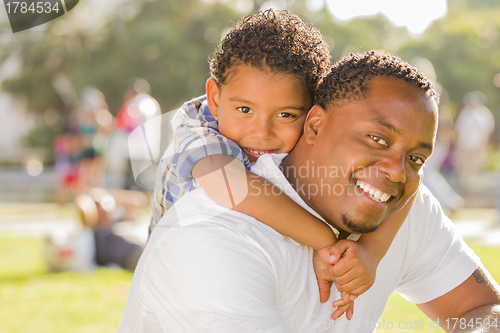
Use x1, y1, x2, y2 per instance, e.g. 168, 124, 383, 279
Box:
314, 50, 440, 109
209, 9, 331, 97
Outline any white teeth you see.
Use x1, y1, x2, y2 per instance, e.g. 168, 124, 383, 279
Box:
248, 149, 272, 155
355, 180, 391, 203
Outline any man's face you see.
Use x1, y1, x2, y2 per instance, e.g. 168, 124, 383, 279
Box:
302, 78, 437, 234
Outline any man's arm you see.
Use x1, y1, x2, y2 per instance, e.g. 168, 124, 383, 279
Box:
417, 266, 500, 333
393, 186, 500, 332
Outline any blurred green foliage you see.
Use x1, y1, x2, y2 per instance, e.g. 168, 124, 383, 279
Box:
1, 0, 499, 155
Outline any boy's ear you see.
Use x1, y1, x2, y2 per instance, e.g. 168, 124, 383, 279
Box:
206, 78, 220, 118
303, 104, 326, 145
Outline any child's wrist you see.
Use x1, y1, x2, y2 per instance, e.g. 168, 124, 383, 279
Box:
315, 237, 338, 252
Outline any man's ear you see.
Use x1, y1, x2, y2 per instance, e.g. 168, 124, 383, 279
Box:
206, 78, 220, 118
303, 104, 326, 145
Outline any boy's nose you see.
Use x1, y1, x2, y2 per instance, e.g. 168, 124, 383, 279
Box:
250, 117, 275, 140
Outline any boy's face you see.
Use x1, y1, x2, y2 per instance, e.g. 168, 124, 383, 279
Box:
206, 65, 311, 163
298, 78, 437, 234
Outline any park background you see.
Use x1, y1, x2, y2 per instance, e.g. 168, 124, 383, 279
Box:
1, 0, 500, 332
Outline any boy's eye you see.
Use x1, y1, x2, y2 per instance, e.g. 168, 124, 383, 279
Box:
237, 107, 253, 114
369, 135, 388, 147
277, 112, 296, 118
408, 155, 425, 166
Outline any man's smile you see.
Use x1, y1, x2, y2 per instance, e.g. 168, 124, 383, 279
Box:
354, 179, 392, 203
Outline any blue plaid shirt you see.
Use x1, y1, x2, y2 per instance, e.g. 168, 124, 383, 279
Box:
149, 95, 251, 233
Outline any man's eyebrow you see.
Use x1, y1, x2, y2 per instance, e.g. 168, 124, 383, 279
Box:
229, 98, 307, 111
372, 118, 400, 134
417, 141, 434, 152
372, 117, 433, 152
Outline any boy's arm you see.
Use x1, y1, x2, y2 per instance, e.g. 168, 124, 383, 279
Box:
192, 155, 337, 250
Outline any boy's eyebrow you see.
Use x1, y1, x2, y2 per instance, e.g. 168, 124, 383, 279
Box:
371, 117, 433, 152
229, 98, 307, 111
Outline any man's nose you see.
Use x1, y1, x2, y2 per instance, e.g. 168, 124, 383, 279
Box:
377, 152, 407, 183
250, 117, 274, 140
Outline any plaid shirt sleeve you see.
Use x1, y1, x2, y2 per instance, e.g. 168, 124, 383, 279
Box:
149, 95, 251, 234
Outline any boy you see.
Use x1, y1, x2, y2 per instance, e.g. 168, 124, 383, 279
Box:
150, 9, 411, 318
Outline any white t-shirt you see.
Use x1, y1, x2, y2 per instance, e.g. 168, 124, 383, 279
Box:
118, 154, 479, 333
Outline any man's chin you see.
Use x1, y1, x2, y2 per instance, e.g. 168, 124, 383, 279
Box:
341, 214, 379, 234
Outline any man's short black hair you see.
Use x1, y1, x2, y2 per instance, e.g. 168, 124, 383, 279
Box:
314, 50, 440, 109
209, 9, 331, 98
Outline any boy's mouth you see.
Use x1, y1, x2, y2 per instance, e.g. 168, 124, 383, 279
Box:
243, 148, 279, 160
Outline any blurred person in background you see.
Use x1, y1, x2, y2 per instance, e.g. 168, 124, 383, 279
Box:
54, 114, 82, 204
42, 187, 151, 272
115, 78, 161, 190
453, 91, 495, 189
423, 101, 465, 213
74, 87, 114, 190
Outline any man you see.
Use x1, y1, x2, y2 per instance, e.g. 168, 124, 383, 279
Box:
118, 51, 500, 332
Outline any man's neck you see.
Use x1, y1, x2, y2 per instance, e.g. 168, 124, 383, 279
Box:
281, 153, 349, 238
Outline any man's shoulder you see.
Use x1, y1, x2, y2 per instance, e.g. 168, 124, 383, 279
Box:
407, 184, 441, 221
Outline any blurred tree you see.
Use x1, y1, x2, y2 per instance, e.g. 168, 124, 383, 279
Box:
1, 0, 240, 162
398, 1, 500, 114
2, 0, 241, 116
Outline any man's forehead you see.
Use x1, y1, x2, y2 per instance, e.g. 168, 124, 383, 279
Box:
327, 78, 437, 144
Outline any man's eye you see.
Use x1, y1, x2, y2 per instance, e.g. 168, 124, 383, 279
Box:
409, 155, 425, 165
237, 107, 253, 114
369, 135, 388, 147
277, 112, 296, 118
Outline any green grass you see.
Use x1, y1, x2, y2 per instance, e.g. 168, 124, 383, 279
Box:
0, 234, 498, 333
0, 235, 133, 333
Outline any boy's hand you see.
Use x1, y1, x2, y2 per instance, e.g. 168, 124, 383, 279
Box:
326, 239, 377, 297
331, 291, 355, 320
313, 250, 334, 303
313, 250, 355, 320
